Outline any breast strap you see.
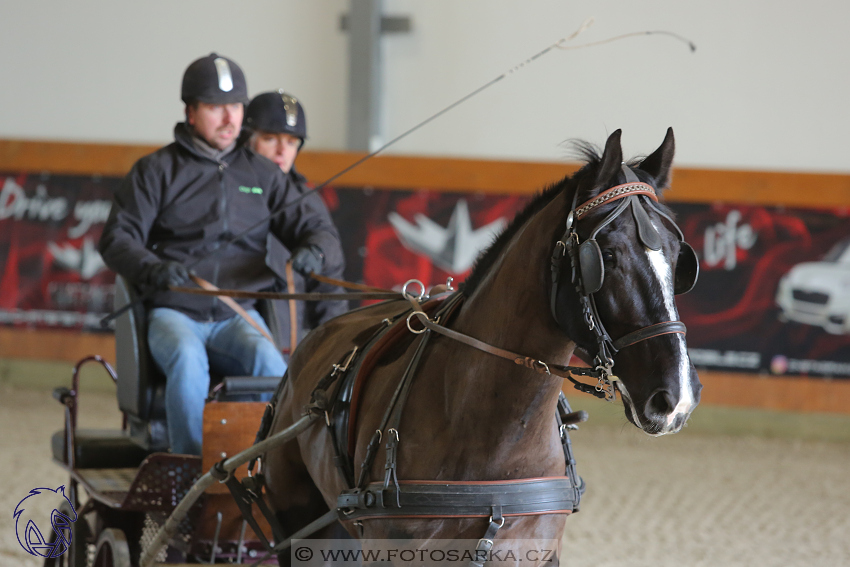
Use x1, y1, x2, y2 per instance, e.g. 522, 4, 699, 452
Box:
338, 476, 577, 520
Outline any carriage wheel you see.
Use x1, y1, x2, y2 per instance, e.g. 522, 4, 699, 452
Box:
42, 501, 92, 567
92, 528, 131, 567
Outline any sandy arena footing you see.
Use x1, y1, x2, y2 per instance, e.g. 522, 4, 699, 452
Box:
2, 383, 848, 567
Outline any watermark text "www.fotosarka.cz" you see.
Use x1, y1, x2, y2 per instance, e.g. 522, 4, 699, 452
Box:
292, 539, 559, 565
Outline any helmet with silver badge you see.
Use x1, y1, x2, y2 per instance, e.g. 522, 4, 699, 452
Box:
245, 90, 307, 142
181, 53, 249, 105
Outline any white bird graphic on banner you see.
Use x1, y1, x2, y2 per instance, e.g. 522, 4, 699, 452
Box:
388, 199, 506, 274
48, 237, 107, 280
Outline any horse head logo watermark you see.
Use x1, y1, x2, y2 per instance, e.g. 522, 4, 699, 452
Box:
13, 486, 77, 558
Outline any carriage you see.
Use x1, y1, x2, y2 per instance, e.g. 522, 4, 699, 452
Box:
48, 276, 286, 566
46, 128, 700, 566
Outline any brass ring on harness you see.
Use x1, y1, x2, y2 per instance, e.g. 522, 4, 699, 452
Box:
490, 515, 506, 528
406, 311, 429, 334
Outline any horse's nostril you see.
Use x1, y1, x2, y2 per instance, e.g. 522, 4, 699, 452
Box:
646, 389, 676, 418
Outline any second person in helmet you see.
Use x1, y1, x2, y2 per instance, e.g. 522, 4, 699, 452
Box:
245, 90, 349, 335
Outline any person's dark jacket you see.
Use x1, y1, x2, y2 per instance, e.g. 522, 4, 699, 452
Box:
98, 122, 343, 321
265, 166, 349, 336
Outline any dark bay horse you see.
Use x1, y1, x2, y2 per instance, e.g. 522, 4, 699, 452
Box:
263, 128, 701, 564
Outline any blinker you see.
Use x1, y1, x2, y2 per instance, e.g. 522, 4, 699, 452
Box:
578, 240, 604, 294
674, 242, 699, 294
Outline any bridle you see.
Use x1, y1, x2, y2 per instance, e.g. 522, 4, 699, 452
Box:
549, 165, 699, 400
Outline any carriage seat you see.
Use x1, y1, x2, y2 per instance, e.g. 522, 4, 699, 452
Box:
113, 275, 284, 453
51, 376, 282, 471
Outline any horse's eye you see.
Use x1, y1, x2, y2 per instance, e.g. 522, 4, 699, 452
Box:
601, 249, 615, 264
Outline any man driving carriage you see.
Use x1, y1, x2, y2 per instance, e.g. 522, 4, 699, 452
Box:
98, 53, 344, 456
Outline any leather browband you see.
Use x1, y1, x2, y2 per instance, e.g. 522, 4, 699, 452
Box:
574, 182, 657, 220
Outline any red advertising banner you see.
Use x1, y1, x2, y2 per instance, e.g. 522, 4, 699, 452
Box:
2, 171, 849, 378
672, 203, 850, 378
330, 189, 850, 379
0, 173, 116, 329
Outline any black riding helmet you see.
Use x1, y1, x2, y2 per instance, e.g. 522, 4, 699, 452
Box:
245, 90, 307, 144
181, 53, 249, 105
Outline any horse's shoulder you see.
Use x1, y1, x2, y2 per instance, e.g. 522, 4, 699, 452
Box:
294, 299, 409, 365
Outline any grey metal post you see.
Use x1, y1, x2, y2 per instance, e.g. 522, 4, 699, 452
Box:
346, 0, 383, 152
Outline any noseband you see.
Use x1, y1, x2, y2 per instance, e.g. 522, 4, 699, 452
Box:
550, 165, 698, 400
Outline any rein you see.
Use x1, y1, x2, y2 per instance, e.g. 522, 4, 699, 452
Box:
168, 278, 401, 302
400, 286, 611, 399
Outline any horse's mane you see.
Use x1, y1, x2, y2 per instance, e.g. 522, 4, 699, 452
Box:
461, 143, 604, 294
461, 140, 679, 295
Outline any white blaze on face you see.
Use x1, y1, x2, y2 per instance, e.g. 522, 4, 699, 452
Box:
646, 244, 695, 432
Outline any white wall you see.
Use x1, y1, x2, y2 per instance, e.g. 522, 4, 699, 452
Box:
1, 1, 848, 173
0, 0, 349, 149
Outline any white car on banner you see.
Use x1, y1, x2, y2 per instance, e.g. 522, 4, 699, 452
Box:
776, 237, 850, 334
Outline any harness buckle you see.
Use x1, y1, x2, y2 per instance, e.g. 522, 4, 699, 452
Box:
593, 360, 618, 402
594, 376, 618, 402
552, 240, 566, 259
331, 346, 359, 377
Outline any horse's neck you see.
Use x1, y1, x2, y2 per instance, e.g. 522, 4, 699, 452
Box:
446, 190, 575, 429
460, 189, 573, 363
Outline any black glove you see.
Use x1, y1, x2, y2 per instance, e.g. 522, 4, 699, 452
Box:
144, 261, 190, 290
290, 245, 324, 276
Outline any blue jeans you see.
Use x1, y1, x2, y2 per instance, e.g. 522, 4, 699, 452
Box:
147, 307, 287, 455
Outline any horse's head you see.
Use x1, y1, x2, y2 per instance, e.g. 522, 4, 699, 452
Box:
551, 128, 701, 435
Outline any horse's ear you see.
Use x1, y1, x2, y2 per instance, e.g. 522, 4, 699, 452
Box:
638, 127, 675, 189
594, 129, 624, 189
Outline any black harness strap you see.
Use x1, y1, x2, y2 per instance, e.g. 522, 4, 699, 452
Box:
381, 325, 434, 502
556, 392, 587, 508
338, 476, 578, 520
470, 507, 504, 567
354, 293, 465, 490
612, 321, 687, 351
222, 312, 410, 552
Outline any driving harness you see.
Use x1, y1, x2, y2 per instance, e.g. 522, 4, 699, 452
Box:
236, 292, 586, 566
